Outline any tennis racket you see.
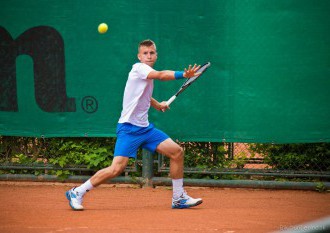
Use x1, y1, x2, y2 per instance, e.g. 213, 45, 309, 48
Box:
166, 62, 211, 106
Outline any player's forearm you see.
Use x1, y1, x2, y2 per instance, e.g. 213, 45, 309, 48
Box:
148, 70, 175, 81
150, 97, 161, 110
159, 70, 177, 80
151, 97, 169, 112
147, 64, 199, 81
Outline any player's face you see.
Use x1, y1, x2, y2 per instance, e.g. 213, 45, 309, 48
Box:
137, 45, 157, 67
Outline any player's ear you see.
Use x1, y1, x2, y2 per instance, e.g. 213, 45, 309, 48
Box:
137, 53, 142, 61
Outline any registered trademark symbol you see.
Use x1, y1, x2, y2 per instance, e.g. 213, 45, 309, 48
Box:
81, 96, 98, 113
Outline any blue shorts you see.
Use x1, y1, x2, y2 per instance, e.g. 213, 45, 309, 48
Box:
114, 123, 169, 158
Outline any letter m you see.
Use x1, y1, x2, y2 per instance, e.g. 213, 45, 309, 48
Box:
0, 26, 75, 112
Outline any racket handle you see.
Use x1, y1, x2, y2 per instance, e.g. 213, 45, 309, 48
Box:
166, 96, 176, 106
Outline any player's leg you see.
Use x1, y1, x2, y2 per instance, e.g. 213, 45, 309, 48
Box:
156, 138, 203, 209
66, 123, 141, 210
155, 138, 184, 179
66, 156, 129, 211
90, 156, 129, 187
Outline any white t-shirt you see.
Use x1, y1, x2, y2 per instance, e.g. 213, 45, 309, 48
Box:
118, 63, 155, 127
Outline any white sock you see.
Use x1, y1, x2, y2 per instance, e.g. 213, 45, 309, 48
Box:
74, 179, 94, 196
172, 178, 184, 199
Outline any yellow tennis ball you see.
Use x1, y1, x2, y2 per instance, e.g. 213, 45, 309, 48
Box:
98, 23, 108, 34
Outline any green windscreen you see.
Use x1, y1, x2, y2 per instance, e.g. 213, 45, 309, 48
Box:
1, 0, 329, 143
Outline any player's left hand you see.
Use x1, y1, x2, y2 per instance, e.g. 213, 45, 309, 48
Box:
183, 64, 201, 78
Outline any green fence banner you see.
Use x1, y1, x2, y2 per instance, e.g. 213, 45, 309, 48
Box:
1, 0, 329, 143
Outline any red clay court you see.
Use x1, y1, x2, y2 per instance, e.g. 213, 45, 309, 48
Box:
0, 181, 329, 233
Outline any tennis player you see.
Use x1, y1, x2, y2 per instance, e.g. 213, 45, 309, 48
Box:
66, 39, 203, 210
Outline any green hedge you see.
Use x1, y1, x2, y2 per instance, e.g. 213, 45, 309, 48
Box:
250, 143, 330, 171
1, 137, 329, 179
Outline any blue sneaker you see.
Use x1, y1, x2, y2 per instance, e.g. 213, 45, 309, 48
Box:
66, 188, 84, 211
172, 191, 203, 209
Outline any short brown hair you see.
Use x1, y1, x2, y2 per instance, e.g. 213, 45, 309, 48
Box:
138, 39, 156, 50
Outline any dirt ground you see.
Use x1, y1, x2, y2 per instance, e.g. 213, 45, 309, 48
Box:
0, 181, 329, 233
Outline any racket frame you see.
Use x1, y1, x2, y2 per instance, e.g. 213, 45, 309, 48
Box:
166, 62, 211, 106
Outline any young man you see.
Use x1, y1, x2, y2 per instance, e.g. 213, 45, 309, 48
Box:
66, 39, 203, 210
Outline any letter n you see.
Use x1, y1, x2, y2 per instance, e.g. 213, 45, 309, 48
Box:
0, 26, 75, 112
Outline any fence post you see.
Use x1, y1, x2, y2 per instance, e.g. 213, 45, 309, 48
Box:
142, 149, 154, 188
228, 143, 234, 160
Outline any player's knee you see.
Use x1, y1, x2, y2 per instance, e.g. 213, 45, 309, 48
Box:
105, 164, 125, 177
112, 165, 126, 176
172, 146, 184, 161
